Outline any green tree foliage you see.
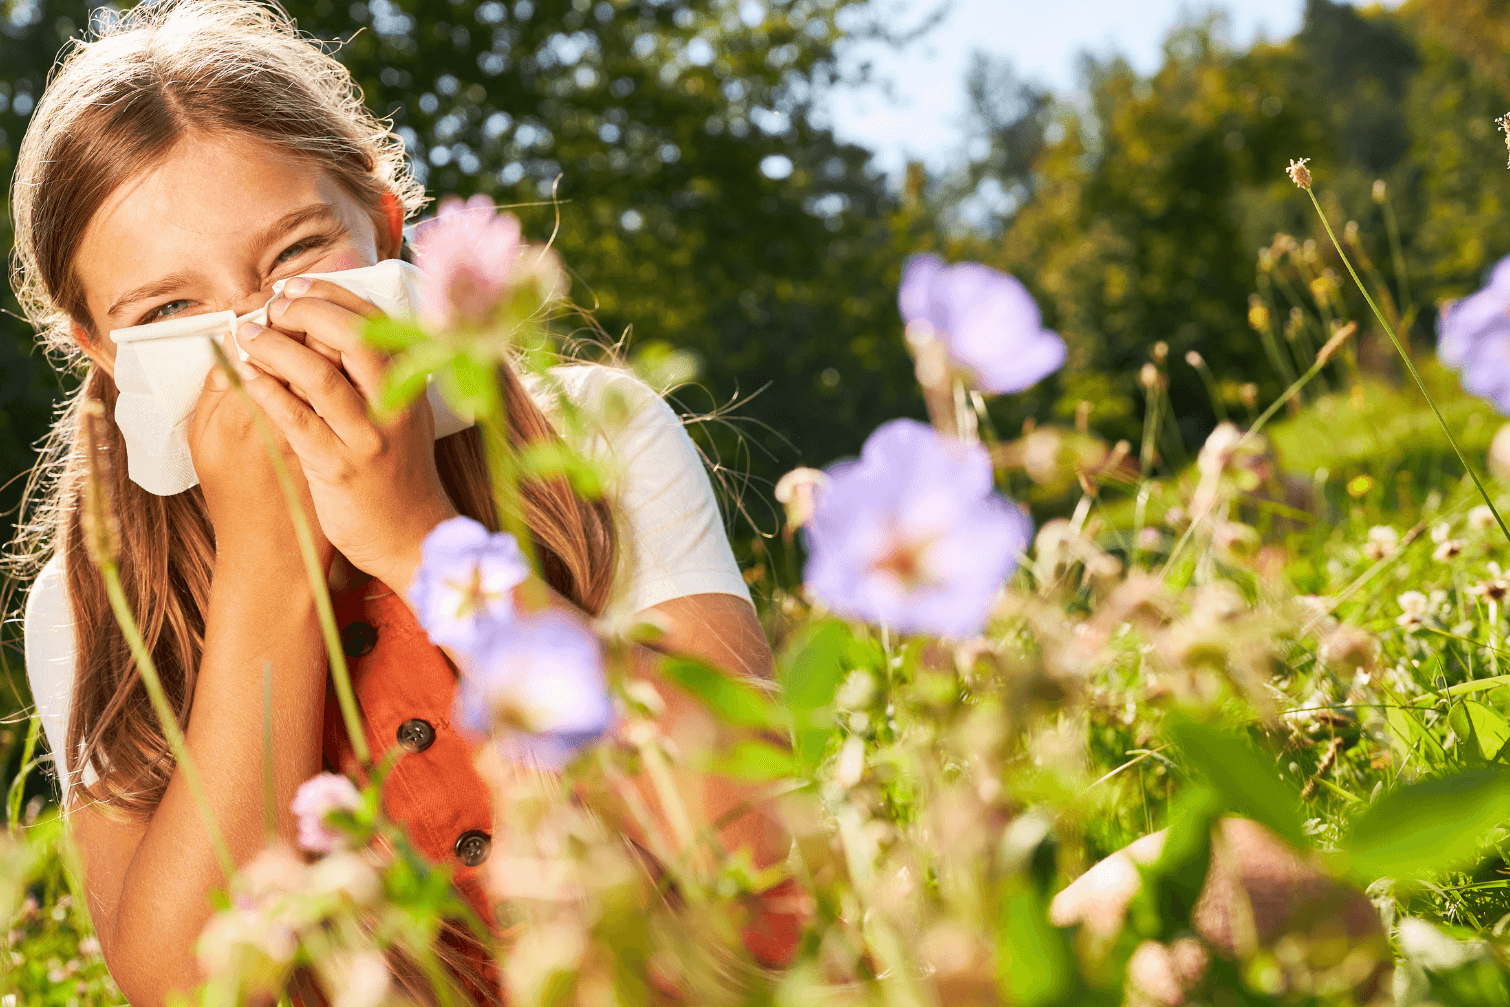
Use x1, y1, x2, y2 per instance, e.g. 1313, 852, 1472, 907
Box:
1, 0, 924, 556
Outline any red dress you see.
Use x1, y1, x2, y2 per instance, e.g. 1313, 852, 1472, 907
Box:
318, 577, 803, 1002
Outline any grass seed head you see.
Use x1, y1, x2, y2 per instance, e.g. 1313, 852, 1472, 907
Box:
79, 400, 120, 567
1287, 158, 1312, 190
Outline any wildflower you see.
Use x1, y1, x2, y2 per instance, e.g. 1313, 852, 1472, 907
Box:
1431, 521, 1452, 544
1152, 341, 1169, 365
409, 516, 530, 654
804, 419, 1032, 638
897, 253, 1066, 395
1433, 538, 1465, 562
327, 951, 392, 1007
409, 194, 563, 336
1364, 525, 1399, 561
1248, 295, 1271, 332
453, 610, 612, 770
291, 773, 363, 854
1372, 180, 1387, 203
1139, 363, 1160, 390
1471, 504, 1498, 532
1396, 590, 1430, 631
1476, 575, 1510, 604
1184, 350, 1204, 368
1287, 158, 1313, 190
306, 850, 382, 907
774, 467, 829, 531
1437, 256, 1510, 414
1319, 625, 1378, 671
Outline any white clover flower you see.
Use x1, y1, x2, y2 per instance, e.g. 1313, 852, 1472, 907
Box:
1397, 590, 1431, 631
1434, 538, 1465, 562
1470, 505, 1497, 531
1431, 521, 1453, 544
1364, 525, 1399, 561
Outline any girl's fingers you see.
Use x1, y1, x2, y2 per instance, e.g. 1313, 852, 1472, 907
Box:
265, 295, 390, 401
239, 322, 376, 448
278, 277, 385, 320
237, 359, 346, 464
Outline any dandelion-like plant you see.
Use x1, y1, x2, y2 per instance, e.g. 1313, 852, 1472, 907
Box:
1287, 157, 1510, 548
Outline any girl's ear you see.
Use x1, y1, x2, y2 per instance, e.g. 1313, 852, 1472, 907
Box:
379, 191, 405, 259
71, 322, 116, 379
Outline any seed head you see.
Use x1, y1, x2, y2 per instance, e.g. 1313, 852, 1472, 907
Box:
1151, 341, 1168, 365
79, 400, 120, 567
1139, 362, 1160, 390
1185, 350, 1204, 369
1371, 180, 1387, 203
1317, 321, 1357, 367
1287, 158, 1312, 190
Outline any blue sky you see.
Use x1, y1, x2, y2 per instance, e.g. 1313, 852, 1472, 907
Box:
820, 0, 1403, 177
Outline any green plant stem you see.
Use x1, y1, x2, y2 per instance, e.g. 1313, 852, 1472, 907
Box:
478, 390, 539, 573
6, 715, 39, 832
1304, 187, 1510, 550
214, 345, 370, 766
100, 561, 235, 877
1381, 194, 1413, 316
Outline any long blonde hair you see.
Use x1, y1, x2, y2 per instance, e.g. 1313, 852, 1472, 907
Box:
7, 0, 617, 819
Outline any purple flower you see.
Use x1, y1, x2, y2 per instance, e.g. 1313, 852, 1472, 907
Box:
453, 610, 613, 770
899, 253, 1066, 395
804, 419, 1032, 637
410, 195, 562, 334
291, 773, 363, 853
409, 516, 529, 655
1439, 256, 1510, 413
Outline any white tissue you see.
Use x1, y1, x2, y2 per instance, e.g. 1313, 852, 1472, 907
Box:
108, 260, 473, 496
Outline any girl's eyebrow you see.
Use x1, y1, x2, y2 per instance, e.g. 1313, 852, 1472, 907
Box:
107, 272, 195, 319
106, 204, 344, 319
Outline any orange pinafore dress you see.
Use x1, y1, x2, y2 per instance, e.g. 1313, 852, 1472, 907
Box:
318, 577, 804, 1003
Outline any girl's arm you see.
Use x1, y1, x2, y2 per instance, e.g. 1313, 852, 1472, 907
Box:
68, 358, 334, 1007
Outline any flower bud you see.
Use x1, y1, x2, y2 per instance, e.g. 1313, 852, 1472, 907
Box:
1139, 363, 1160, 390
774, 467, 829, 531
1185, 350, 1204, 368
1247, 295, 1270, 333
1151, 341, 1168, 365
1371, 179, 1387, 203
1239, 382, 1258, 407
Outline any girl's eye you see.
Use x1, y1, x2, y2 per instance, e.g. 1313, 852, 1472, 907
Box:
276, 235, 332, 265
142, 300, 192, 324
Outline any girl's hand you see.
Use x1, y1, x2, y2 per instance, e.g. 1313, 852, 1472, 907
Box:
189, 332, 331, 570
233, 278, 459, 592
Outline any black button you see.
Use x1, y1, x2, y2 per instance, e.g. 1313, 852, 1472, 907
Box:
396, 718, 435, 753
455, 830, 490, 867
340, 621, 377, 658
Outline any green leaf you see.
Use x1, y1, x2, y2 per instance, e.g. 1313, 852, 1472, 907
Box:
657, 657, 777, 729
1129, 785, 1222, 943
998, 886, 1075, 1006
437, 353, 501, 420
1344, 768, 1510, 880
1166, 714, 1306, 849
517, 441, 606, 498
362, 316, 428, 352
776, 619, 854, 768
707, 740, 797, 781
1449, 701, 1510, 762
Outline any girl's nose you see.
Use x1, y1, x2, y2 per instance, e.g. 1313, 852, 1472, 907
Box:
230, 286, 276, 318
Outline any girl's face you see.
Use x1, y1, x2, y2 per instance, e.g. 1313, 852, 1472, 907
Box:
72, 131, 392, 376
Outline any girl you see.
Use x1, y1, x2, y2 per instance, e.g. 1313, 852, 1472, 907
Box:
11, 0, 790, 1002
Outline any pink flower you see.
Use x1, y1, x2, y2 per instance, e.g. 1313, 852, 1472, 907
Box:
410, 194, 562, 334
291, 773, 363, 853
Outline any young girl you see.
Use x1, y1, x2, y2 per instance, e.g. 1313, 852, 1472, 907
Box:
11, 0, 790, 1002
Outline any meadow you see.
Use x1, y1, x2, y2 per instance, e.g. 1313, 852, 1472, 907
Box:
6, 157, 1510, 1005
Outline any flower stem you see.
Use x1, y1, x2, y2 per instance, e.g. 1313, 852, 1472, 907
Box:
6, 715, 39, 832
100, 560, 235, 877
1303, 187, 1510, 549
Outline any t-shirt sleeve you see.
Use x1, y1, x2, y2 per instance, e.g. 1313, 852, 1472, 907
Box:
563, 366, 753, 616
23, 553, 88, 805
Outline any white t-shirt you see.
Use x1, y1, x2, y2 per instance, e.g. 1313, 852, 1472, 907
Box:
24, 363, 751, 805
